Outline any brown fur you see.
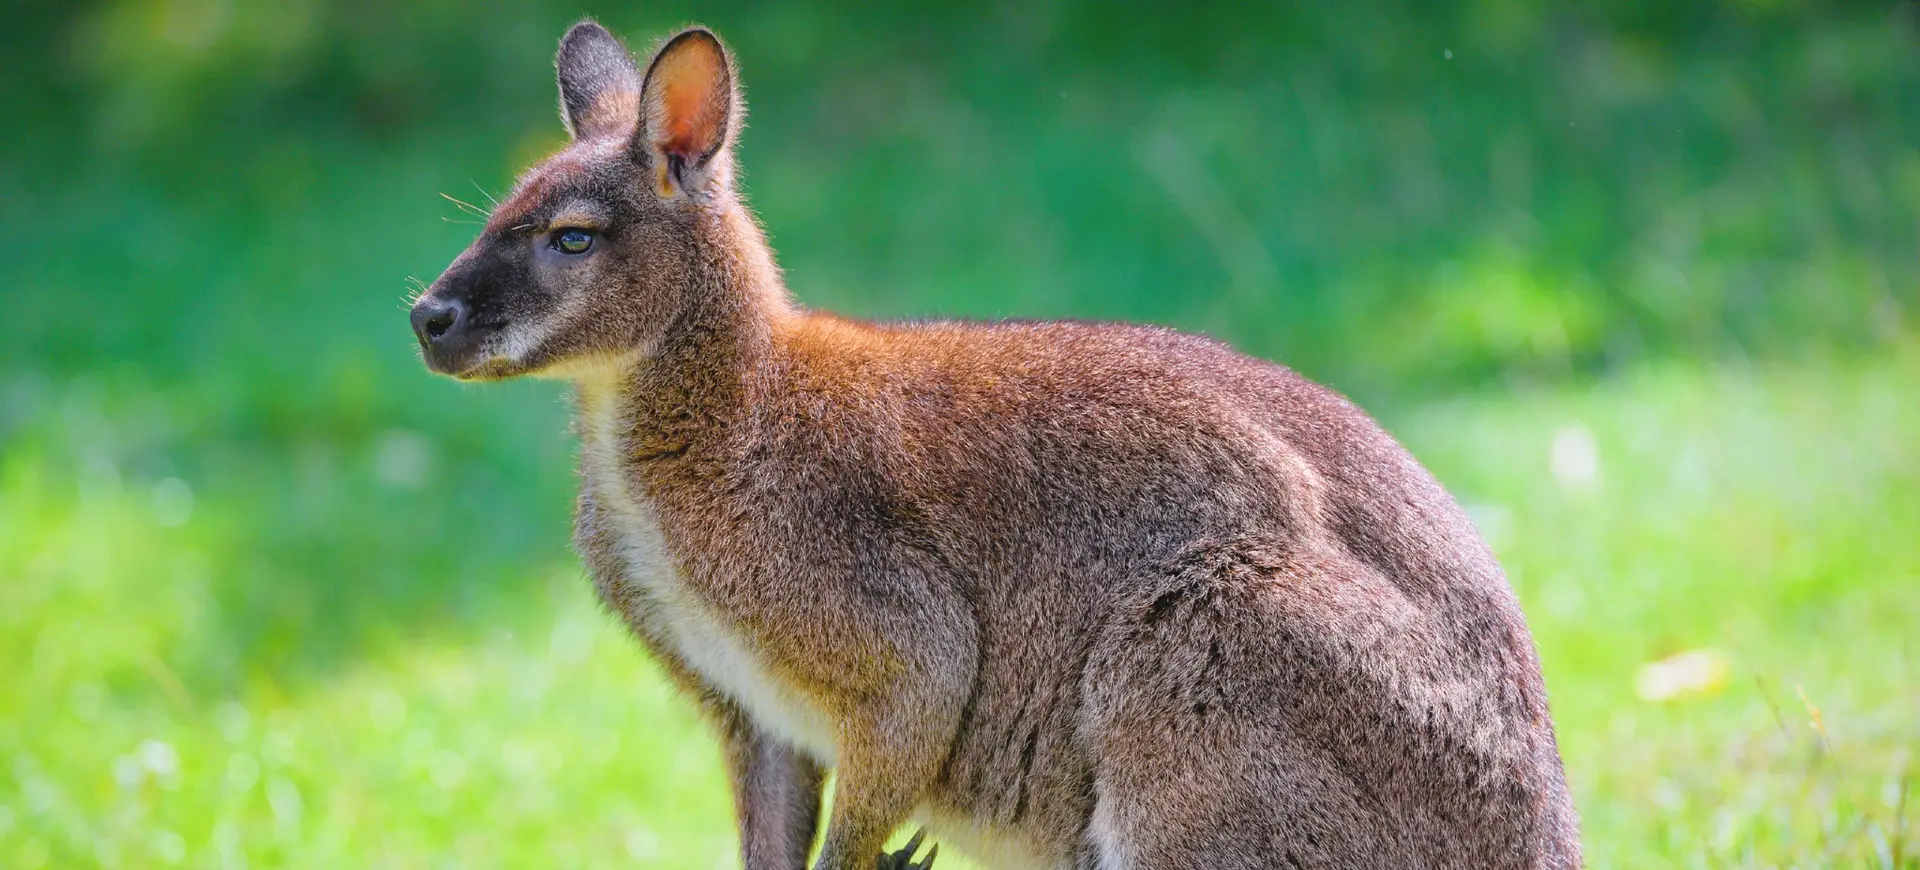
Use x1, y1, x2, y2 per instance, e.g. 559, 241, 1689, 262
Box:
408, 21, 1583, 870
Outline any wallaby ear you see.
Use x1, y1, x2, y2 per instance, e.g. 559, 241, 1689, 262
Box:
635, 27, 738, 198
556, 21, 642, 141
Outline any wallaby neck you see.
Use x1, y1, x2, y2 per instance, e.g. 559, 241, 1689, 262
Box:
582, 200, 793, 458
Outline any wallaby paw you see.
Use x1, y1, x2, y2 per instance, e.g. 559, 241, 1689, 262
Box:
874, 828, 938, 870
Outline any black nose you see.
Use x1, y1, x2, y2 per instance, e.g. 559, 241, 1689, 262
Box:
410, 297, 466, 347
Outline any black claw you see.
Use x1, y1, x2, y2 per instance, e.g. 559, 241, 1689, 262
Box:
876, 828, 936, 870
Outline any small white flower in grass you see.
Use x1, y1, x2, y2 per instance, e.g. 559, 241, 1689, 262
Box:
139, 739, 180, 789
1550, 423, 1600, 490
151, 478, 194, 527
1634, 648, 1730, 702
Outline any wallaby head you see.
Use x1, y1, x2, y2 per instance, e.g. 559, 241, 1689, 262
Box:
409, 22, 772, 382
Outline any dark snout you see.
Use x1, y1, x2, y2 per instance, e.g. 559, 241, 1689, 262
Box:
410, 296, 465, 347
410, 290, 495, 377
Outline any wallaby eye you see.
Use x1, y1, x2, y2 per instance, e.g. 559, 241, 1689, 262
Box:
552, 229, 594, 255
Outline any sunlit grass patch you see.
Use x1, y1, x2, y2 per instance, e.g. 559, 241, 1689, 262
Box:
2, 350, 1916, 867
1403, 348, 1920, 868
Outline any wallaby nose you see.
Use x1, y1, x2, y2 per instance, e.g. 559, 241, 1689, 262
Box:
411, 297, 466, 347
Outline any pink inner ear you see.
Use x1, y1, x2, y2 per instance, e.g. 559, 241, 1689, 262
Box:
652, 38, 728, 159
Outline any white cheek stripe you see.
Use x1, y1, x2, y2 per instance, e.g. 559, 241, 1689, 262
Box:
497, 313, 558, 364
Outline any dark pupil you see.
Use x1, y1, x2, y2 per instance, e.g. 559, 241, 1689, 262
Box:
558, 230, 591, 253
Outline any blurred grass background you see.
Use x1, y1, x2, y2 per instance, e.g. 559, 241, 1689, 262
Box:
2, 1, 1917, 867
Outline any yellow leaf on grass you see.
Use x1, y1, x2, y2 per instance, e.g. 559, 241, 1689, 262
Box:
1634, 649, 1730, 702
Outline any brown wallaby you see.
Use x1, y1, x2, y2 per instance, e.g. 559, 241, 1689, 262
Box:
407, 20, 1582, 870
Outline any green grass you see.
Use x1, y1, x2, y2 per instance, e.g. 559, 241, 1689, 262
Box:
4, 348, 1916, 868
3, 2, 1917, 866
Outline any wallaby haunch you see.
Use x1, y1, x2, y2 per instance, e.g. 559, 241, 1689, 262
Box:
408, 21, 1583, 870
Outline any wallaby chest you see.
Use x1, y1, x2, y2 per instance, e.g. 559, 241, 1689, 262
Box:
575, 388, 838, 764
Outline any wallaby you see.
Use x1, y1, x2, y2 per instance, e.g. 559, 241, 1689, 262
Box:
407, 21, 1583, 870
